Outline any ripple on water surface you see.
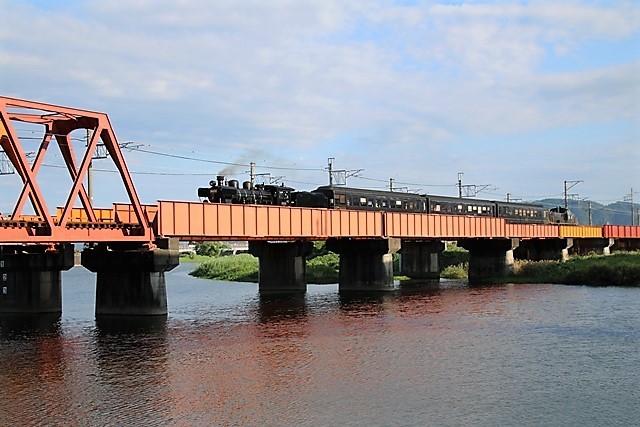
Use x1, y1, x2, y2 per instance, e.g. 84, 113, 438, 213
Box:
0, 266, 639, 426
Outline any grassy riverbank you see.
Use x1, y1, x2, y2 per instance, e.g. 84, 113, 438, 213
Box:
185, 244, 640, 287
511, 252, 640, 287
187, 242, 341, 284
188, 254, 259, 282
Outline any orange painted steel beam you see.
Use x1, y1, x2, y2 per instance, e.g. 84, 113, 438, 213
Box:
0, 96, 153, 244
603, 225, 640, 239
385, 212, 506, 239
506, 223, 559, 238
156, 201, 384, 241
155, 201, 639, 242
559, 225, 603, 239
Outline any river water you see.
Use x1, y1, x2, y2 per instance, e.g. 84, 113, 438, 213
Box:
1, 263, 638, 426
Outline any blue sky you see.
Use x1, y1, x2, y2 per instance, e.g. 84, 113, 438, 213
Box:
1, 0, 638, 212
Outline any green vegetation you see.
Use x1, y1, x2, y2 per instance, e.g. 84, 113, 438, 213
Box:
436, 244, 640, 286
194, 241, 230, 257
439, 242, 469, 279
189, 241, 340, 283
190, 253, 259, 282
189, 241, 468, 283
306, 242, 340, 283
180, 253, 217, 263
188, 240, 639, 287
441, 263, 468, 279
511, 252, 640, 286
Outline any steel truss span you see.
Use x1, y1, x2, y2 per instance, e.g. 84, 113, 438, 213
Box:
0, 96, 152, 244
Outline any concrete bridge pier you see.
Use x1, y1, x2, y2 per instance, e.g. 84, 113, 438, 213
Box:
570, 238, 614, 256
515, 238, 573, 261
459, 238, 519, 285
0, 244, 74, 314
82, 238, 179, 316
327, 238, 401, 292
248, 241, 314, 294
399, 240, 445, 282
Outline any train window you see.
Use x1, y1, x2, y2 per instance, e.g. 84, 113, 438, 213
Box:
382, 200, 388, 207
457, 204, 463, 211
433, 204, 441, 212
367, 200, 373, 207
360, 197, 367, 206
395, 200, 402, 207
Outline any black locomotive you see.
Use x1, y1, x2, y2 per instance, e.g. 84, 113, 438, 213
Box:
198, 176, 578, 225
198, 175, 294, 206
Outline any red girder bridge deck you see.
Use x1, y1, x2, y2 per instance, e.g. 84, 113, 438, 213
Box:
155, 201, 640, 242
3, 200, 640, 244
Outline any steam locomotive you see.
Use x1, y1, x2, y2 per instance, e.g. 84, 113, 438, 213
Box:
198, 175, 578, 225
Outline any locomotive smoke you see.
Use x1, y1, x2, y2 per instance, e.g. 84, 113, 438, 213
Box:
218, 165, 240, 176
217, 148, 269, 178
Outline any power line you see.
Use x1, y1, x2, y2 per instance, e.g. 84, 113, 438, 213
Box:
38, 163, 213, 176
126, 146, 324, 172
355, 175, 456, 188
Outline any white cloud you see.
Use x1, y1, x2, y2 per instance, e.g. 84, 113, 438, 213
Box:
1, 0, 638, 202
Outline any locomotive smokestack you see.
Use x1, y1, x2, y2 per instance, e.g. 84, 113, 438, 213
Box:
217, 175, 224, 186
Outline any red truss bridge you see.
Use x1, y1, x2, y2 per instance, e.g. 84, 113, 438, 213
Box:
1, 96, 639, 317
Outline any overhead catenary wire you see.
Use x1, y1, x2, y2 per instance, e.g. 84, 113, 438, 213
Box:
125, 146, 325, 172
121, 146, 459, 189
18, 139, 635, 206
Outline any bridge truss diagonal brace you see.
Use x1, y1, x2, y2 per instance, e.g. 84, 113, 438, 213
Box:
0, 96, 153, 241
1, 106, 53, 227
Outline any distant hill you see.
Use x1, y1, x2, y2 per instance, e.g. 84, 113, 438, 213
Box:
536, 199, 638, 226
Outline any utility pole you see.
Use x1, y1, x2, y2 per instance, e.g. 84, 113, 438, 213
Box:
624, 188, 635, 226
632, 188, 635, 226
506, 193, 510, 202
249, 162, 255, 188
456, 172, 493, 198
325, 157, 361, 186
588, 201, 592, 226
563, 180, 582, 210
389, 178, 395, 192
